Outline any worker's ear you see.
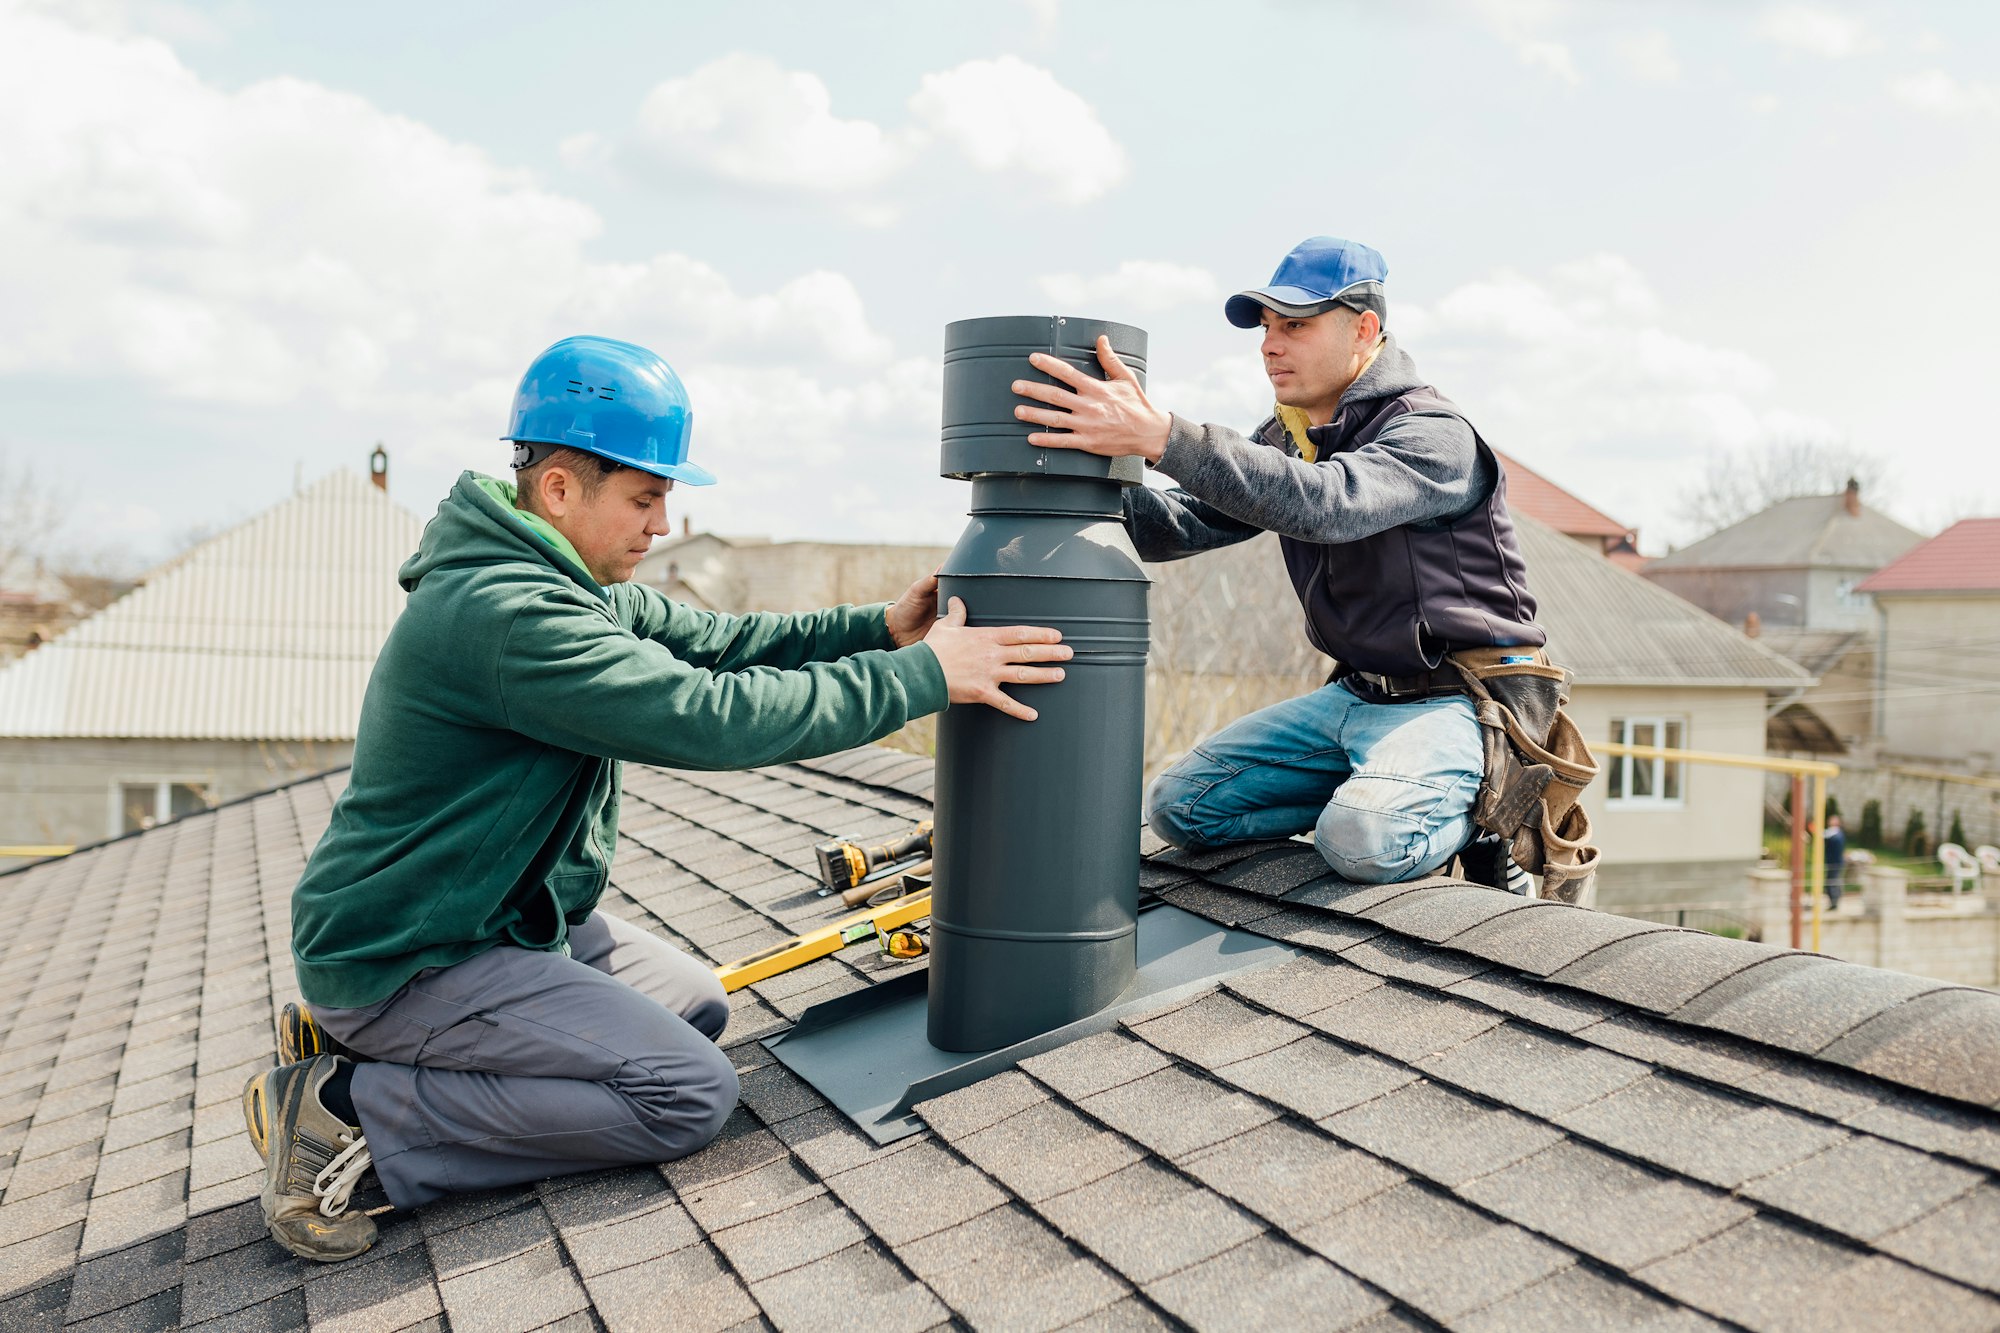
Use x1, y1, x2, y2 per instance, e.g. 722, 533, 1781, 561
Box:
1354, 309, 1381, 346
537, 465, 573, 517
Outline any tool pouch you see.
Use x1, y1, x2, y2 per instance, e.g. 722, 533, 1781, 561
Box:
1449, 647, 1602, 905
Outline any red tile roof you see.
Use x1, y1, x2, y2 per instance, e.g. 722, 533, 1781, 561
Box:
1856, 518, 2000, 594
1493, 450, 1634, 541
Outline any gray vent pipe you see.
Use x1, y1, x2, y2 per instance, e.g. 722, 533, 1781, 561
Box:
928, 316, 1152, 1053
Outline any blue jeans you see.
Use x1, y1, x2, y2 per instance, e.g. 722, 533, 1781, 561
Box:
1147, 681, 1484, 884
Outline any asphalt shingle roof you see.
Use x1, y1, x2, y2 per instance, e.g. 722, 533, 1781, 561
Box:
4, 744, 1999, 1331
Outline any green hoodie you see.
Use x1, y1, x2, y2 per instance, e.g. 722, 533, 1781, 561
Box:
291, 472, 948, 1008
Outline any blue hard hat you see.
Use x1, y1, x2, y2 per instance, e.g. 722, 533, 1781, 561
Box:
1225, 236, 1388, 329
502, 335, 715, 486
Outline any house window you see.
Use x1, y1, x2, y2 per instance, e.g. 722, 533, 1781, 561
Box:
1836, 577, 1870, 613
118, 781, 212, 835
1607, 718, 1686, 808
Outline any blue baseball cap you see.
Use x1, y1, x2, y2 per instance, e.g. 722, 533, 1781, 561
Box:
1225, 236, 1388, 329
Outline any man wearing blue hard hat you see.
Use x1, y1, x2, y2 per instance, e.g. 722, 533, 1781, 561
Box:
1013, 237, 1551, 891
244, 335, 1071, 1262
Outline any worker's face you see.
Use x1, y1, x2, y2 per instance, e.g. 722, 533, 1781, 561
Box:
540, 467, 673, 584
1257, 306, 1380, 422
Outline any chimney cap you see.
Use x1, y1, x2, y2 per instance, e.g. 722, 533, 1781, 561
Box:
369, 443, 389, 491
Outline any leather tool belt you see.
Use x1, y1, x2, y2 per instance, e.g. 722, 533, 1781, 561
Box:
1446, 647, 1603, 905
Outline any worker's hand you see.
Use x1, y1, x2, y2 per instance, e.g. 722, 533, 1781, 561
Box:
1012, 335, 1172, 464
886, 572, 941, 648
923, 597, 1070, 722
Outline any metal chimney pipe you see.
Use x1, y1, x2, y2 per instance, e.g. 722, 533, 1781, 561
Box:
928, 316, 1152, 1053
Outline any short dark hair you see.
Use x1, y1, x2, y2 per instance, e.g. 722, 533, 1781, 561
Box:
514, 446, 624, 516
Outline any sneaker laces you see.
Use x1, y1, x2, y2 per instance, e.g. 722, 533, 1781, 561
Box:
313, 1135, 373, 1218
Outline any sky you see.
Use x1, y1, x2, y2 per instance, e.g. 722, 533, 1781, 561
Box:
2, 0, 1996, 564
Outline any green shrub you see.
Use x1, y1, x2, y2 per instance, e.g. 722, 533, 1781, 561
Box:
1949, 811, 1969, 849
1903, 807, 1928, 856
1859, 799, 1883, 847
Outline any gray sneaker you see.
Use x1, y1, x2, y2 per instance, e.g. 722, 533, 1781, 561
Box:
243, 1055, 377, 1262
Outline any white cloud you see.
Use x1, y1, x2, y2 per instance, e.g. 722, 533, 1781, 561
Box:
1616, 30, 1681, 84
1749, 93, 1781, 113
1456, 0, 1582, 84
636, 54, 910, 194
1759, 6, 1872, 59
625, 53, 1128, 211
909, 57, 1129, 206
0, 6, 940, 544
1150, 352, 1271, 434
1888, 69, 2000, 117
1383, 255, 1836, 547
1037, 261, 1220, 314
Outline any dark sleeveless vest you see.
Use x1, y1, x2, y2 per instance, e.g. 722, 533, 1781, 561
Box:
1259, 387, 1543, 677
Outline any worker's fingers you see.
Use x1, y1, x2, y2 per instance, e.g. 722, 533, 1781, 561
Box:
1028, 431, 1094, 451
1013, 666, 1066, 685
1096, 335, 1139, 382
1010, 377, 1079, 407
1013, 403, 1077, 428
1026, 351, 1093, 388
982, 686, 1039, 722
1007, 642, 1072, 662
992, 624, 1063, 644
943, 596, 968, 627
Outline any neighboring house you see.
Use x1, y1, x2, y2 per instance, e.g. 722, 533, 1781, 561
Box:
1643, 482, 1923, 754
0, 556, 95, 664
0, 468, 420, 867
1856, 518, 2000, 771
1513, 517, 1811, 909
3, 745, 1998, 1329
636, 531, 953, 615
1491, 449, 1646, 570
1644, 480, 1923, 635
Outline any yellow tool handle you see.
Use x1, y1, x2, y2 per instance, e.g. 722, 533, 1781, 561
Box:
715, 891, 933, 993
841, 858, 932, 908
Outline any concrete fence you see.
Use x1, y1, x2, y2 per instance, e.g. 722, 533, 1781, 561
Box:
1749, 864, 2000, 988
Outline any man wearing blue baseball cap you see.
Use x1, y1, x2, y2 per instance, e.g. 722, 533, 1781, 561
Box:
245, 336, 1073, 1262
1013, 237, 1546, 889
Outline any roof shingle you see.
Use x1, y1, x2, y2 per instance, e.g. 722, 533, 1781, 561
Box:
4, 745, 1999, 1331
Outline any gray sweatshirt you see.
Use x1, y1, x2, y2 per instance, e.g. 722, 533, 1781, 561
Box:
1122, 334, 1491, 559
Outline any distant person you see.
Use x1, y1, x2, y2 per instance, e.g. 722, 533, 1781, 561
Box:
1011, 236, 1544, 885
242, 336, 1070, 1262
1824, 813, 1847, 909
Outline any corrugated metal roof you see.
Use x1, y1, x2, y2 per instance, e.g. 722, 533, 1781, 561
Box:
1857, 519, 2000, 595
1648, 492, 1923, 571
0, 470, 421, 740
1521, 516, 1811, 689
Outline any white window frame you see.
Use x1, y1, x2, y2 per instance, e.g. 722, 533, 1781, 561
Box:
110, 778, 214, 837
1606, 716, 1688, 809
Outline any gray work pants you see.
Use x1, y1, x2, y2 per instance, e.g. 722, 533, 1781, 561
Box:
312, 912, 738, 1210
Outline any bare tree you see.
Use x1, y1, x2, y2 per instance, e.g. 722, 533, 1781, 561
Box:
0, 451, 67, 589
1677, 435, 1897, 539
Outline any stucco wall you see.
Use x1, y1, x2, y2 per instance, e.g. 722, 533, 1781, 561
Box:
1566, 685, 1770, 902
1877, 594, 2000, 767
1643, 567, 1809, 633
1749, 866, 2000, 987
0, 737, 350, 871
